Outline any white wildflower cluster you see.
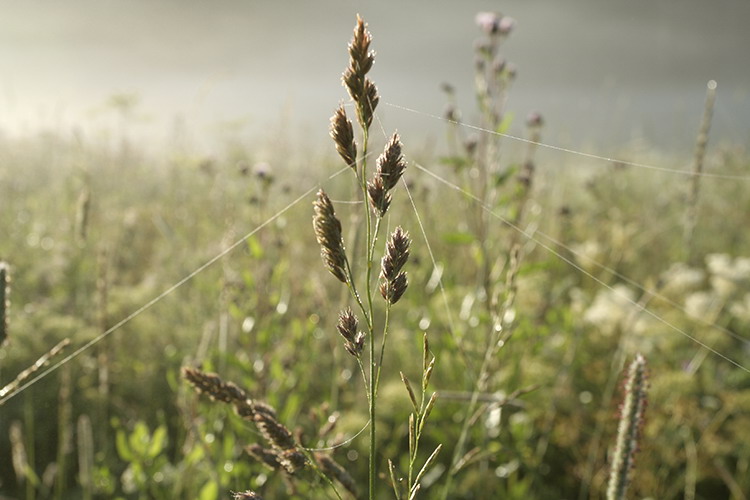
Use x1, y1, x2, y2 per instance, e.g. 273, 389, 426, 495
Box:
729, 293, 750, 323
659, 262, 705, 299
706, 253, 750, 298
673, 253, 750, 328
571, 240, 605, 274
583, 284, 638, 336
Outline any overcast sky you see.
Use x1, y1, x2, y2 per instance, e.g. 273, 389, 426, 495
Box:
1, 0, 748, 154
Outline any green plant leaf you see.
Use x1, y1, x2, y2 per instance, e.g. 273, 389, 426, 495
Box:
147, 425, 168, 459
439, 155, 471, 170
115, 429, 133, 462
199, 480, 219, 500
246, 235, 264, 259
442, 232, 475, 245
496, 112, 514, 134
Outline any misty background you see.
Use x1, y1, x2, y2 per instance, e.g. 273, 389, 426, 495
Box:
1, 0, 749, 159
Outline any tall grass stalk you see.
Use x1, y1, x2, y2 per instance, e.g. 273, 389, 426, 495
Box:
324, 16, 411, 498
441, 245, 521, 499
683, 80, 717, 262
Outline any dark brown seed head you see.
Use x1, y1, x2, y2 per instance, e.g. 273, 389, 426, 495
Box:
278, 449, 308, 474
342, 16, 379, 129
376, 133, 406, 191
254, 411, 297, 451
245, 444, 284, 471
182, 366, 246, 405
381, 227, 410, 281
330, 106, 357, 168
313, 190, 348, 283
359, 78, 379, 129
181, 366, 258, 419
348, 15, 374, 79
337, 308, 358, 342
337, 307, 365, 356
316, 453, 359, 496
380, 271, 408, 304
367, 175, 390, 217
345, 331, 366, 357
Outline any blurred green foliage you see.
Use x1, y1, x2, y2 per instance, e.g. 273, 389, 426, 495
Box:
0, 123, 748, 499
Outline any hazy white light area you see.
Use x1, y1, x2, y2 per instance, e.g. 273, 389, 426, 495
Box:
1, 0, 748, 155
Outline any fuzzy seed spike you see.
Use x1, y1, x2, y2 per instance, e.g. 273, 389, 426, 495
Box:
607, 353, 649, 500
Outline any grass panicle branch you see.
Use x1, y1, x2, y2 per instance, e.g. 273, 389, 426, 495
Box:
0, 339, 71, 400
606, 353, 649, 500
182, 367, 311, 475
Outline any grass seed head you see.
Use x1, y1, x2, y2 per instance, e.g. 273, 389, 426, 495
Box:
313, 190, 348, 283
316, 452, 358, 496
381, 226, 410, 281
380, 271, 408, 305
182, 366, 246, 405
342, 16, 379, 129
376, 133, 407, 191
367, 175, 391, 217
254, 411, 297, 451
348, 15, 374, 77
337, 307, 364, 356
607, 353, 649, 500
245, 444, 284, 471
330, 105, 357, 169
278, 449, 308, 474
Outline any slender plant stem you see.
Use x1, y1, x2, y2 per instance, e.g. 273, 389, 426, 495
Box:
358, 124, 378, 500
375, 302, 391, 394
300, 448, 345, 500
344, 257, 371, 329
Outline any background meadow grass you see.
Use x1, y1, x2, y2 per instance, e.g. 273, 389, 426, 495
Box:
2, 5, 750, 500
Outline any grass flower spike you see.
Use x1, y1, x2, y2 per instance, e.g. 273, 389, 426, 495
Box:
330, 105, 357, 169
380, 227, 410, 304
607, 353, 649, 500
337, 307, 365, 356
313, 189, 349, 283
367, 133, 407, 217
343, 15, 379, 129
